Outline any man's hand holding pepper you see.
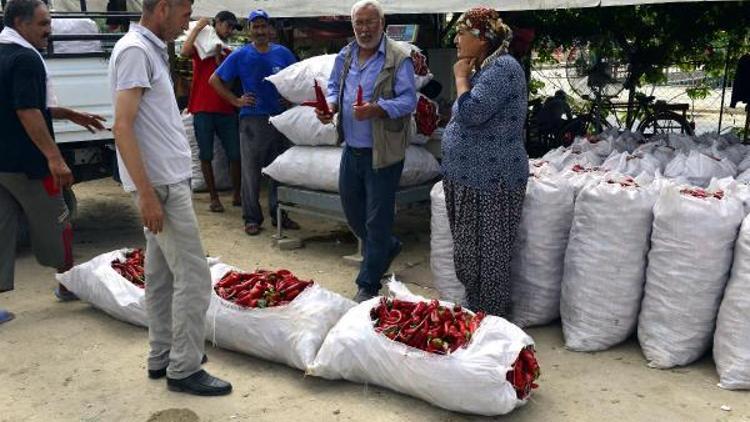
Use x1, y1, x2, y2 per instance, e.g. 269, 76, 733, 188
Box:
315, 103, 337, 125
353, 101, 385, 121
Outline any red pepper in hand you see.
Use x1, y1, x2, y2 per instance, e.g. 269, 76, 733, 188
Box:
356, 84, 364, 106
301, 80, 331, 115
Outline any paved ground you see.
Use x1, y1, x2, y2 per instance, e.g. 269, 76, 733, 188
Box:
1, 179, 749, 422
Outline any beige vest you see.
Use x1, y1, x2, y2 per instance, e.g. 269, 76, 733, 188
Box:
336, 36, 412, 169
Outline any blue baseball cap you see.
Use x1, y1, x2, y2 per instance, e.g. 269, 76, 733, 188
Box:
248, 9, 269, 22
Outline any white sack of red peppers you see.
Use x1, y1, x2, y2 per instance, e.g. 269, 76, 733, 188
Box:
58, 253, 540, 416
309, 280, 539, 416
430, 130, 750, 390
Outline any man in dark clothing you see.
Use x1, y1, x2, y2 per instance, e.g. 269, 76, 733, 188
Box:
0, 0, 105, 324
538, 90, 573, 137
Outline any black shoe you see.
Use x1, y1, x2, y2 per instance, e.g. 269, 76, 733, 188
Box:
352, 288, 378, 303
148, 354, 208, 379
167, 370, 232, 396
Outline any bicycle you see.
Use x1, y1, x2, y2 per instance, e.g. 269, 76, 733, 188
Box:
557, 92, 694, 146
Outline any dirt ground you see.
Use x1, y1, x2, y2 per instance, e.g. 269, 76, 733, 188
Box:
1, 178, 749, 422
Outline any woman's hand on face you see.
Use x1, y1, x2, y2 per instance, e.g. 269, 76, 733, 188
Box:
453, 57, 476, 79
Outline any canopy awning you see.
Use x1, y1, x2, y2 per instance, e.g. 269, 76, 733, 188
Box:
43, 0, 735, 16
47, 0, 600, 15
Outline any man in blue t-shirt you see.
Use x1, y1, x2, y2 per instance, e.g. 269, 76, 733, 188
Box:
209, 9, 299, 235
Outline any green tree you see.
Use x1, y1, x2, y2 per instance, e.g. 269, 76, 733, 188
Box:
508, 3, 750, 107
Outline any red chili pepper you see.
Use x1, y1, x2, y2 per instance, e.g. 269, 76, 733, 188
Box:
356, 84, 364, 106
246, 284, 265, 300
411, 302, 427, 318
280, 280, 305, 296
429, 309, 441, 324
276, 277, 298, 292
218, 271, 241, 288
301, 80, 331, 115
383, 309, 404, 325
284, 288, 302, 301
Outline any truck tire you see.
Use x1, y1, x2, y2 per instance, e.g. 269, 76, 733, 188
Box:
63, 187, 78, 221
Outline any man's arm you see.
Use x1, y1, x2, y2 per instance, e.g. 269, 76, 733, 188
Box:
316, 51, 344, 124
50, 106, 106, 133
208, 72, 253, 108
374, 58, 418, 119
354, 58, 417, 121
16, 109, 73, 189
112, 88, 163, 233
180, 17, 210, 58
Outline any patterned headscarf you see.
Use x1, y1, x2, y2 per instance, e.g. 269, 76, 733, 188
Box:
456, 7, 513, 69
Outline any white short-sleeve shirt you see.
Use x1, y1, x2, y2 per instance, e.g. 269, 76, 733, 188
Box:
109, 24, 191, 192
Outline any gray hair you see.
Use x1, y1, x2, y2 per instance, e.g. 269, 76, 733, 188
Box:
142, 0, 193, 13
3, 0, 46, 29
350, 0, 384, 20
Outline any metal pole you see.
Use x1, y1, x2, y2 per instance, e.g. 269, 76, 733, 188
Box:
717, 43, 732, 133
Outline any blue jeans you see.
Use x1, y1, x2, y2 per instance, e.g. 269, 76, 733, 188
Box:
339, 147, 404, 294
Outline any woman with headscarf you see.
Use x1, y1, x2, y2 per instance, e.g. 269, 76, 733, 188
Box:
441, 7, 528, 317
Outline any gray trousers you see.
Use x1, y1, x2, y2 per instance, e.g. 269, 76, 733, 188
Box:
133, 180, 210, 380
0, 173, 72, 292
239, 116, 289, 225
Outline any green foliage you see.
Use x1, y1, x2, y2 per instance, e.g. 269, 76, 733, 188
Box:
528, 78, 546, 97
512, 3, 750, 90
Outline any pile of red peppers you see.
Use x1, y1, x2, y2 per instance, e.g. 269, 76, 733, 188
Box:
680, 187, 725, 200
370, 298, 485, 354
111, 249, 145, 289
214, 269, 313, 308
415, 96, 439, 136
570, 164, 602, 173
606, 176, 640, 188
506, 346, 540, 400
411, 50, 429, 76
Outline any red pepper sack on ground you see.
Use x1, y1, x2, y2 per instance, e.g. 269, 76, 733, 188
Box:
206, 263, 355, 371
56, 249, 150, 327
310, 280, 538, 416
370, 297, 540, 399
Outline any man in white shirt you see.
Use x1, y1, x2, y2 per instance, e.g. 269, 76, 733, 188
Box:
109, 0, 231, 396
